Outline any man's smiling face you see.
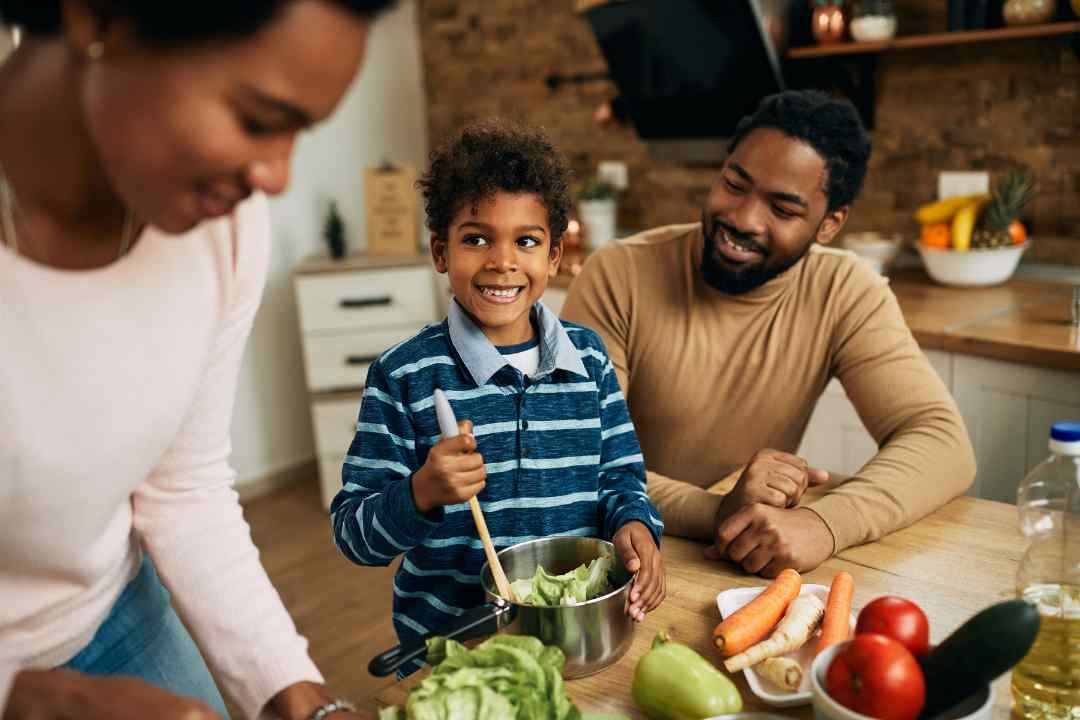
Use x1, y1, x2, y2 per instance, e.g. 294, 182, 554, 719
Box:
702, 127, 840, 294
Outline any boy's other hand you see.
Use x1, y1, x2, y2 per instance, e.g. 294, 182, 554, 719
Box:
411, 419, 486, 514
717, 449, 829, 524
613, 521, 665, 622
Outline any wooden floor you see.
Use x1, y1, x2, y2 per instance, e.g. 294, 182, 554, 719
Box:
239, 478, 400, 712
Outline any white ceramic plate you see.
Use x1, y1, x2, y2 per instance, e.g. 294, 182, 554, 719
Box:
716, 584, 856, 708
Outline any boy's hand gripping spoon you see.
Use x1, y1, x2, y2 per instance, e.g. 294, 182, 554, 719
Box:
433, 389, 516, 602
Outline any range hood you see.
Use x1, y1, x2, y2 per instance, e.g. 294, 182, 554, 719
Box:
581, 0, 797, 164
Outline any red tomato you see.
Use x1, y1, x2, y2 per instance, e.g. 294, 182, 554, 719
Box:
826, 633, 926, 720
856, 596, 930, 657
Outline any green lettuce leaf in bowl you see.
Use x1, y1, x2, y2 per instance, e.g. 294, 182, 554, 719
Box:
509, 555, 613, 607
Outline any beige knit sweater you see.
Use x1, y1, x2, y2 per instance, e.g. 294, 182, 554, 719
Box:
561, 223, 976, 552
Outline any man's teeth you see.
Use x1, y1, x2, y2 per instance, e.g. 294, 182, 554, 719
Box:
480, 287, 522, 298
724, 232, 758, 253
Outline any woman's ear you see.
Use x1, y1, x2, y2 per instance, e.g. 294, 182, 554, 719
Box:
815, 205, 850, 246
430, 233, 448, 273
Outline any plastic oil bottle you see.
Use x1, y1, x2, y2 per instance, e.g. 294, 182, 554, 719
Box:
1012, 421, 1080, 719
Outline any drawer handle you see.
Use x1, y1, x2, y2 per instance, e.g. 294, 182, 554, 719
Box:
340, 296, 392, 309
345, 354, 379, 366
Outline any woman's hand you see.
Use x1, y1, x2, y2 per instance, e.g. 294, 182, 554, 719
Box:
4, 669, 222, 720
270, 681, 373, 720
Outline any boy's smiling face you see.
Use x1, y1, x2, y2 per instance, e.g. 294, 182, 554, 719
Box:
432, 191, 562, 347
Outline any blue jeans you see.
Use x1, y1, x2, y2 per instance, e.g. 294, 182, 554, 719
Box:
62, 554, 228, 716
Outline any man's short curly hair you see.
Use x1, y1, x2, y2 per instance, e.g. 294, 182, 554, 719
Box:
727, 90, 871, 212
418, 119, 573, 247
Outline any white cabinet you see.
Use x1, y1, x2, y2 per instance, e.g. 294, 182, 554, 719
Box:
952, 355, 1080, 504
798, 350, 953, 477
294, 257, 439, 508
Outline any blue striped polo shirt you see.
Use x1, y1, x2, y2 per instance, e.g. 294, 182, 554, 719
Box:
330, 299, 663, 674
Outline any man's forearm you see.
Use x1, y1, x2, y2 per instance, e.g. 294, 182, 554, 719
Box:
806, 410, 975, 551
645, 470, 725, 541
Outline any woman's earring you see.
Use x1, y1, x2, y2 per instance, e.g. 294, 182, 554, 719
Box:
86, 41, 104, 61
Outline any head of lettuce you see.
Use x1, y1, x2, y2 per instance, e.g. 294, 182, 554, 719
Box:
377, 635, 581, 720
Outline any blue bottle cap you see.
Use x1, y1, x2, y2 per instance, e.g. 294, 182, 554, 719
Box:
1050, 421, 1080, 442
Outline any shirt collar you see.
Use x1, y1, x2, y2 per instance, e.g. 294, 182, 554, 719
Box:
447, 299, 589, 386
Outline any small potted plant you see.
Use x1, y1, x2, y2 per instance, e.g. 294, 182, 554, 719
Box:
323, 200, 346, 260
577, 177, 618, 251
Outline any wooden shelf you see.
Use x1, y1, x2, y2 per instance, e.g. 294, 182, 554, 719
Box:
788, 20, 1080, 59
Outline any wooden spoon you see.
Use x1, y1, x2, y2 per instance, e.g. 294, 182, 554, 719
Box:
433, 389, 516, 602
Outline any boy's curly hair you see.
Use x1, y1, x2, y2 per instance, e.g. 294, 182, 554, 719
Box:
418, 119, 573, 246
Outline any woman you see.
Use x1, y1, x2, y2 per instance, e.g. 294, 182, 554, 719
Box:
0, 2, 393, 718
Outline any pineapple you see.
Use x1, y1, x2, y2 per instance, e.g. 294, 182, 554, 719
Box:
972, 170, 1036, 249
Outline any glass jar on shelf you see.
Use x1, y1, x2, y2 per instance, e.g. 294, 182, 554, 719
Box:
850, 0, 898, 42
811, 0, 847, 45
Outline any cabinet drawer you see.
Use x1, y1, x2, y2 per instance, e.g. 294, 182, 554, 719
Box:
295, 267, 436, 333
302, 325, 427, 392
312, 395, 362, 458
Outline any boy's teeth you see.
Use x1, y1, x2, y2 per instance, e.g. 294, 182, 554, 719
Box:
481, 287, 520, 298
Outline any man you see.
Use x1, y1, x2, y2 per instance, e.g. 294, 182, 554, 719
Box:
562, 90, 975, 577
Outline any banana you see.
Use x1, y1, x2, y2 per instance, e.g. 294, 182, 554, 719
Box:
950, 199, 984, 252
915, 193, 990, 225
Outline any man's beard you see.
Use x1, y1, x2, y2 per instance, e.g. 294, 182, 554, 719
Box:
701, 212, 814, 295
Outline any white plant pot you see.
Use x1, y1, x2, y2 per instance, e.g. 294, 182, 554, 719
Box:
578, 198, 617, 251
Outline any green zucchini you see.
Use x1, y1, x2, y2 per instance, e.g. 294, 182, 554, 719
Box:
919, 599, 1041, 718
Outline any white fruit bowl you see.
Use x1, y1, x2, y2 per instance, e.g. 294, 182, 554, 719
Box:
917, 242, 1029, 287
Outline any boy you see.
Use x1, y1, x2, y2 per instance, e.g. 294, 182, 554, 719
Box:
330, 119, 663, 676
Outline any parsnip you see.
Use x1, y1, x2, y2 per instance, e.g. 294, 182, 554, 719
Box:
756, 657, 803, 691
723, 594, 824, 673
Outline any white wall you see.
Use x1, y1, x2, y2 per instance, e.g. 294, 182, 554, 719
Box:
230, 0, 430, 486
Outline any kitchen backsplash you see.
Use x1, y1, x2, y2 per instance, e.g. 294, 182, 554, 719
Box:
418, 0, 1080, 266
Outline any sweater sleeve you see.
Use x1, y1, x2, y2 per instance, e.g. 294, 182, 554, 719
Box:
131, 195, 322, 720
563, 242, 722, 541
330, 360, 442, 565
591, 343, 664, 545
805, 263, 976, 552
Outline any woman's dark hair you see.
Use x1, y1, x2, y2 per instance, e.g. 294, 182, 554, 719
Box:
419, 118, 573, 246
0, 0, 396, 41
727, 90, 871, 212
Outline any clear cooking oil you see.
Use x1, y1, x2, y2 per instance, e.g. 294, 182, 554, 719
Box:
1011, 583, 1080, 718
1012, 422, 1080, 720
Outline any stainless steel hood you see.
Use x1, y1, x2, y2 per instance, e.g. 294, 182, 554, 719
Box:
581, 0, 796, 164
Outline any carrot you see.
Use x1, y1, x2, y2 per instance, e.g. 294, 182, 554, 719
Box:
815, 571, 854, 657
713, 568, 802, 657
724, 594, 825, 672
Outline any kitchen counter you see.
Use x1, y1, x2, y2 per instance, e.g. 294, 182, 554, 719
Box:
370, 493, 1022, 718
890, 271, 1079, 371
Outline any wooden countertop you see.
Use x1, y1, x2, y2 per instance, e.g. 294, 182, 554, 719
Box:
294, 252, 430, 275
370, 495, 1022, 719
890, 271, 1079, 371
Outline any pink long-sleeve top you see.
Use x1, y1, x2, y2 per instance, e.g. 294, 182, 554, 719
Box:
0, 194, 322, 718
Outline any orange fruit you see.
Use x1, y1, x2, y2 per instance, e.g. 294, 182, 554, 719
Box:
920, 223, 951, 249
1008, 220, 1026, 245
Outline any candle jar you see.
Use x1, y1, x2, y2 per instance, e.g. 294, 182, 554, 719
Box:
850, 0, 898, 42
812, 0, 847, 44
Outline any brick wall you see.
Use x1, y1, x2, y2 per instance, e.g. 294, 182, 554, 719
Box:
417, 0, 1080, 265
